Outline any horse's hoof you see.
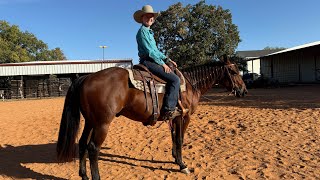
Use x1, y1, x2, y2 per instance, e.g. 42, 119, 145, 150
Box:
81, 176, 89, 180
181, 167, 190, 174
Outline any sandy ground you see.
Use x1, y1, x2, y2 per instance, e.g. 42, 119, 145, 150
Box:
0, 85, 319, 180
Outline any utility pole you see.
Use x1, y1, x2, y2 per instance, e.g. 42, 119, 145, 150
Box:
99, 45, 108, 70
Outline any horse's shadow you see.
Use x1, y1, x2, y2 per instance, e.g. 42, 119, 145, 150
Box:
0, 143, 66, 180
99, 147, 180, 173
0, 143, 180, 179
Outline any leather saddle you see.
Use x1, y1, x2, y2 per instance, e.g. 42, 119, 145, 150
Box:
132, 64, 185, 89
127, 63, 187, 126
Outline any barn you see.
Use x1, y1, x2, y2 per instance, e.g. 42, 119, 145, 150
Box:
0, 59, 132, 99
260, 41, 320, 83
236, 49, 279, 75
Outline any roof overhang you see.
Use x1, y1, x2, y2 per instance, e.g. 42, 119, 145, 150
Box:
261, 41, 320, 58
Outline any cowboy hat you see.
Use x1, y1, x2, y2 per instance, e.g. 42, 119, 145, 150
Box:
133, 5, 160, 23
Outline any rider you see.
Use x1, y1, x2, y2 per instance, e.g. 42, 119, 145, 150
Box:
134, 5, 181, 120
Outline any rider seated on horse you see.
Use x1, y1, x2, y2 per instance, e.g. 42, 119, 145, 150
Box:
134, 5, 181, 120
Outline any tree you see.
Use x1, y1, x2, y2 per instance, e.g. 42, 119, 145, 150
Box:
228, 55, 247, 72
152, 1, 241, 68
263, 46, 286, 51
0, 20, 66, 63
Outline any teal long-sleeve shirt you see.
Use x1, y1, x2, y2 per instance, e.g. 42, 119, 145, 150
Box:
136, 25, 167, 65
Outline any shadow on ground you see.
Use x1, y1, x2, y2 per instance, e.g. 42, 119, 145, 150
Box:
201, 85, 320, 109
0, 143, 67, 180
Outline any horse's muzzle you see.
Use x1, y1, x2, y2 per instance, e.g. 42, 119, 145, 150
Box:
233, 86, 248, 97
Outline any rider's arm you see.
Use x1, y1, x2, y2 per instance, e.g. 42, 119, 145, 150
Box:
136, 26, 167, 65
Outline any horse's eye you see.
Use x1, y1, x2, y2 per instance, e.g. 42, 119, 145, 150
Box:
229, 69, 237, 75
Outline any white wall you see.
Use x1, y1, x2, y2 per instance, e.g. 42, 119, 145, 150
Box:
247, 59, 261, 74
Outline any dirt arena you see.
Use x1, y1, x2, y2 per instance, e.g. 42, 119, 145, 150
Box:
0, 85, 319, 180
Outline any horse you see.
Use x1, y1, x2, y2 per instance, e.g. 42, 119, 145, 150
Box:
56, 59, 247, 180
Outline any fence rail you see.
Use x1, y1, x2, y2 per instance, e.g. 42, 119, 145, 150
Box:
0, 76, 72, 100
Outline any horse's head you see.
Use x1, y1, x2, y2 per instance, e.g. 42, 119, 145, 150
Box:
219, 59, 248, 97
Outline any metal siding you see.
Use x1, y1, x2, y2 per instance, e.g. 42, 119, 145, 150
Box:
274, 54, 299, 83
289, 56, 299, 82
54, 65, 60, 74
273, 57, 279, 80
39, 65, 46, 74
69, 64, 77, 73
300, 55, 315, 82
261, 54, 300, 83
88, 64, 95, 72
4, 66, 10, 76
261, 57, 271, 77
0, 61, 132, 76
316, 56, 320, 81
21, 66, 25, 75
255, 44, 320, 83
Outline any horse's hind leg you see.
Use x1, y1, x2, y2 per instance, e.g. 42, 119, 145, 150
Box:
88, 121, 112, 180
79, 122, 92, 180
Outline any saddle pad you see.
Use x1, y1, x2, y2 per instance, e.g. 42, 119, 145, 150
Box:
126, 69, 186, 94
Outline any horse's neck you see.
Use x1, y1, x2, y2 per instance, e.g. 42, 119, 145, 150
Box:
184, 65, 221, 95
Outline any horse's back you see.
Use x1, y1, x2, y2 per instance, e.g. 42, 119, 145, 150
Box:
79, 67, 130, 117
83, 67, 129, 87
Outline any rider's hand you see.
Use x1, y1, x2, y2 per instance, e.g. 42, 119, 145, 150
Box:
169, 59, 177, 68
162, 64, 172, 73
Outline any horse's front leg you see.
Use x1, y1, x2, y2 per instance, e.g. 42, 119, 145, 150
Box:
171, 115, 190, 161
171, 126, 177, 161
181, 115, 190, 145
173, 116, 190, 174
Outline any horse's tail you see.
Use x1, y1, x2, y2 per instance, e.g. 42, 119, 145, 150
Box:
56, 75, 87, 162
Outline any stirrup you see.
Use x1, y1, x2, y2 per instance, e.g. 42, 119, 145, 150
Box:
163, 108, 181, 120
177, 100, 189, 117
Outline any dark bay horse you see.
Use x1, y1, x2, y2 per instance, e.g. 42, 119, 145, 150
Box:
57, 60, 247, 180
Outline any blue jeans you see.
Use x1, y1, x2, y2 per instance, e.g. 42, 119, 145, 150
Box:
142, 60, 180, 111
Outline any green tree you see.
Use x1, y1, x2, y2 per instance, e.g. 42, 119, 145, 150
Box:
0, 20, 66, 63
228, 55, 247, 72
152, 1, 241, 68
263, 46, 286, 51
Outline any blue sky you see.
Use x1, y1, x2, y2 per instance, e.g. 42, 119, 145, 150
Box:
1, 0, 319, 64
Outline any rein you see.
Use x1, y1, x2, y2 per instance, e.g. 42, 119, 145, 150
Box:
224, 64, 237, 94
202, 93, 233, 102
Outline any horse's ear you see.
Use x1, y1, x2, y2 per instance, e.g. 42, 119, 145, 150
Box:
219, 54, 230, 64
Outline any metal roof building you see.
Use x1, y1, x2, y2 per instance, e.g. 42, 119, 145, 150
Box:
0, 59, 132, 76
236, 50, 280, 74
0, 59, 133, 99
260, 41, 320, 83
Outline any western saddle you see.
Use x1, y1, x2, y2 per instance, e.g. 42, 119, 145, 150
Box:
128, 63, 187, 126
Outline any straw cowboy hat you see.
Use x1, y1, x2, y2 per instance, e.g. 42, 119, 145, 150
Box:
133, 5, 160, 23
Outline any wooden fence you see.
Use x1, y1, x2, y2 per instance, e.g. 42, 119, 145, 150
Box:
0, 75, 72, 99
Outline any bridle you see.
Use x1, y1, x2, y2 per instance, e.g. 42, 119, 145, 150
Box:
224, 64, 238, 95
